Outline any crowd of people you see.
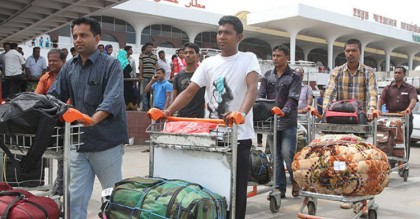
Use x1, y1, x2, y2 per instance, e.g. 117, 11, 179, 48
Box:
0, 15, 418, 219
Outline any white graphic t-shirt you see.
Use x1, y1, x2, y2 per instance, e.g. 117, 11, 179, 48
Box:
191, 52, 261, 140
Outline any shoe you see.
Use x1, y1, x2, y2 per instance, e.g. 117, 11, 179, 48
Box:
292, 181, 300, 197
280, 191, 286, 199
257, 143, 263, 147
340, 202, 352, 209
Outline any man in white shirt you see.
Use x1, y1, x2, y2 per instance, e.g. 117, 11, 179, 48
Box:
165, 15, 260, 219
4, 43, 26, 98
125, 45, 137, 78
25, 47, 47, 80
157, 50, 171, 81
0, 42, 11, 75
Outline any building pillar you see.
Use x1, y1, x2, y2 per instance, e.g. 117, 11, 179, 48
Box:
186, 31, 200, 44
326, 37, 336, 70
134, 25, 146, 49
361, 44, 366, 65
408, 53, 415, 71
385, 49, 392, 73
289, 30, 298, 65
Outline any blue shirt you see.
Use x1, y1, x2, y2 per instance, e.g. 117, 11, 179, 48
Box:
151, 80, 172, 109
48, 50, 128, 152
258, 65, 301, 130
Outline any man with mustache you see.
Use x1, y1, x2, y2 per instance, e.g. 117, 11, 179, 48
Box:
323, 38, 378, 120
322, 38, 378, 210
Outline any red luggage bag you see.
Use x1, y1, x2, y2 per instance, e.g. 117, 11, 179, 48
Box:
0, 189, 59, 219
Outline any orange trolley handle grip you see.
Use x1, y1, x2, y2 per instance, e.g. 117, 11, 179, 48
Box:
62, 108, 94, 125
146, 108, 245, 125
309, 106, 322, 119
271, 107, 285, 117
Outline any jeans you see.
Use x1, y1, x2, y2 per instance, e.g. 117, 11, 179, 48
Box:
142, 77, 152, 110
69, 145, 124, 219
273, 128, 297, 192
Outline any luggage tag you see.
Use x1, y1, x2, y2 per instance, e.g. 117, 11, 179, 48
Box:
333, 161, 346, 171
101, 187, 113, 198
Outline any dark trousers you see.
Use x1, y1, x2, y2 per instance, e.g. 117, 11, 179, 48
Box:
234, 139, 252, 219
6, 74, 25, 98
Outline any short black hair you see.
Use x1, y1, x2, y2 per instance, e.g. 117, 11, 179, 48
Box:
144, 42, 154, 47
183, 42, 200, 54
124, 45, 132, 51
10, 43, 18, 50
272, 44, 290, 56
70, 47, 76, 52
395, 66, 407, 74
71, 17, 101, 36
345, 39, 362, 51
33, 47, 40, 52
158, 50, 165, 55
218, 15, 243, 34
3, 42, 10, 47
48, 49, 67, 61
156, 67, 165, 74
98, 44, 104, 48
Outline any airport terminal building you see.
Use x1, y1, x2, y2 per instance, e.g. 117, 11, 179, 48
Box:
4, 0, 420, 76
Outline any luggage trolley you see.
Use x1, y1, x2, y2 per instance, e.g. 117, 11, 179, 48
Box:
250, 107, 282, 213
297, 109, 380, 219
297, 107, 315, 144
377, 113, 410, 182
146, 108, 245, 218
0, 108, 92, 219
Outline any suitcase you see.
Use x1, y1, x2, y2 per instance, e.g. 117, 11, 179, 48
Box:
325, 99, 367, 124
376, 127, 395, 156
0, 188, 59, 219
103, 177, 227, 219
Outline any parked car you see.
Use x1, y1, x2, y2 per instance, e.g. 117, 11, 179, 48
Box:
411, 102, 420, 144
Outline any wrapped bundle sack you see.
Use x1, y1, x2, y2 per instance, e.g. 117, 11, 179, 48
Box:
292, 134, 390, 196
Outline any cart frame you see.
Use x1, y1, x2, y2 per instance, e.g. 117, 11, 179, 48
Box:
252, 114, 281, 213
377, 113, 410, 182
297, 114, 381, 219
0, 122, 84, 219
147, 121, 239, 218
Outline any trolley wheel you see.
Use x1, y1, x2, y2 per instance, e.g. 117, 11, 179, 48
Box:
269, 196, 280, 213
368, 209, 377, 219
403, 170, 409, 182
307, 201, 316, 216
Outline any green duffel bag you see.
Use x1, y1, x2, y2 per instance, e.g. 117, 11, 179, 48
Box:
103, 177, 227, 219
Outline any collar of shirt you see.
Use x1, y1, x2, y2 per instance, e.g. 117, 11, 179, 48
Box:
390, 80, 408, 88
71, 49, 101, 66
343, 62, 363, 74
271, 65, 293, 77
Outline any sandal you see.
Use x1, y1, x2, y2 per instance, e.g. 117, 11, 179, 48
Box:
292, 181, 300, 197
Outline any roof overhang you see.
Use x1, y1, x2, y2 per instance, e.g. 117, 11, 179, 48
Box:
247, 3, 420, 57
0, 0, 128, 46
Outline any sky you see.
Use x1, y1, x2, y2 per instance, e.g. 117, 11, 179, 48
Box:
159, 0, 420, 25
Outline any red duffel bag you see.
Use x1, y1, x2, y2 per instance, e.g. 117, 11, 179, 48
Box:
0, 189, 59, 219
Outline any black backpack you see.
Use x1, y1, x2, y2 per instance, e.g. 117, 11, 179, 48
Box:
253, 98, 276, 121
248, 149, 271, 184
0, 93, 68, 173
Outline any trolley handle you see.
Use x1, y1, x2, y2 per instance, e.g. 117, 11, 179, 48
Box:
146, 108, 245, 125
271, 107, 285, 117
62, 108, 94, 125
378, 110, 410, 117
309, 106, 322, 119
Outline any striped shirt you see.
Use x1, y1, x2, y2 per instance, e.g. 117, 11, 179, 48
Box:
323, 63, 378, 113
139, 53, 158, 78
